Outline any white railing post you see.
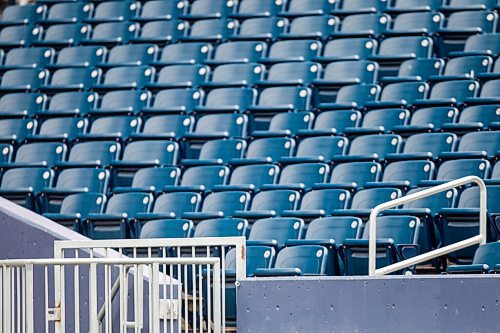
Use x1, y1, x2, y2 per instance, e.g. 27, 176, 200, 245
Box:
368, 175, 488, 276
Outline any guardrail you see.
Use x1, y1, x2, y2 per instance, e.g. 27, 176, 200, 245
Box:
368, 176, 487, 276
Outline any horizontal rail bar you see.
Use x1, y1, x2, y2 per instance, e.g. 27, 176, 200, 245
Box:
369, 175, 487, 276
0, 257, 219, 267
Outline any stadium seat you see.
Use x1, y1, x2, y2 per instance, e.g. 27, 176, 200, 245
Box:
213, 164, 279, 192
314, 161, 382, 192
184, 114, 248, 142
393, 107, 458, 135
313, 61, 378, 90
0, 25, 41, 49
315, 83, 380, 110
261, 40, 322, 64
84, 1, 139, 23
0, 4, 46, 26
314, 38, 378, 63
200, 63, 264, 89
132, 0, 187, 22
343, 108, 410, 135
248, 87, 311, 119
1, 142, 66, 169
230, 17, 286, 42
38, 91, 97, 117
429, 56, 493, 83
113, 166, 180, 194
78, 115, 140, 142
194, 87, 256, 114
365, 160, 435, 190
142, 89, 200, 115
130, 114, 193, 140
441, 0, 498, 12
39, 168, 109, 213
152, 43, 212, 67
194, 217, 248, 238
365, 81, 429, 109
384, 0, 443, 14
85, 192, 153, 239
248, 217, 304, 248
465, 80, 500, 105
331, 0, 387, 16
387, 132, 457, 161
0, 92, 46, 118
56, 141, 120, 168
333, 134, 402, 163
379, 58, 445, 84
110, 140, 179, 186
229, 0, 283, 19
230, 137, 294, 165
477, 57, 500, 80
280, 15, 339, 40
421, 159, 491, 187
448, 33, 500, 57
47, 45, 106, 69
252, 112, 314, 138
146, 64, 209, 90
88, 90, 151, 116
92, 66, 153, 91
80, 21, 139, 46
261, 163, 330, 191
331, 187, 402, 219
440, 131, 500, 161
40, 67, 101, 92
38, 2, 93, 25
98, 44, 158, 67
382, 12, 443, 37
331, 13, 389, 38
342, 215, 420, 275
182, 139, 246, 166
279, 0, 335, 17
181, 0, 235, 21
139, 219, 193, 239
204, 41, 266, 66
441, 105, 500, 133
254, 245, 330, 277
0, 68, 48, 93
1, 47, 54, 71
183, 191, 251, 220
164, 165, 229, 193
42, 192, 106, 233
0, 118, 37, 144
131, 20, 186, 44
179, 18, 237, 43
0, 167, 53, 211
279, 136, 348, 164
234, 190, 301, 220
447, 241, 500, 274
27, 117, 87, 142
257, 62, 320, 87
32, 23, 90, 48
297, 110, 361, 137
282, 189, 351, 219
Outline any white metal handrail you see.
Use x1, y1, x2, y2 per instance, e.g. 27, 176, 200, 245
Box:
368, 175, 487, 276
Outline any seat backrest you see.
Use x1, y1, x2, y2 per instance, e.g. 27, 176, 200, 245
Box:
140, 219, 193, 239
199, 191, 250, 215
396, 58, 444, 80
59, 193, 106, 218
54, 168, 109, 193
428, 80, 479, 102
141, 115, 194, 137
210, 63, 264, 85
457, 185, 500, 213
48, 67, 100, 87
151, 89, 201, 111
67, 141, 120, 164
338, 13, 389, 35
54, 46, 106, 67
322, 38, 377, 59
229, 164, 279, 190
1, 167, 53, 191
203, 87, 256, 111
155, 64, 208, 85
225, 245, 276, 276
409, 107, 458, 128
90, 22, 138, 43
306, 217, 361, 242
377, 36, 433, 58
1, 68, 48, 90
403, 187, 457, 213
194, 218, 247, 237
462, 33, 500, 56
299, 189, 351, 213
121, 140, 178, 164
403, 132, 457, 156
101, 66, 153, 87
180, 165, 229, 188
285, 0, 335, 15
0, 25, 39, 45
437, 159, 491, 181
457, 131, 500, 156
312, 110, 362, 133
478, 79, 500, 98
45, 92, 97, 115
257, 86, 311, 110
387, 0, 443, 12
277, 163, 329, 188
273, 245, 329, 275
4, 47, 54, 68
382, 160, 435, 185
265, 61, 320, 85
443, 55, 492, 76
41, 23, 89, 43
14, 142, 66, 165
88, 116, 140, 137
92, 1, 139, 20
390, 12, 442, 32
188, 18, 237, 39
359, 108, 410, 130
445, 10, 497, 32
378, 82, 428, 103
348, 134, 402, 158
1, 4, 45, 24
0, 118, 36, 141
335, 84, 380, 107
188, 0, 235, 16
330, 162, 382, 187
235, 0, 283, 17
98, 90, 150, 112
472, 242, 500, 267
323, 60, 378, 84
0, 93, 45, 116
104, 192, 152, 215
335, 0, 386, 12
267, 112, 314, 134
295, 136, 348, 160
45, 2, 92, 21
287, 15, 338, 37
37, 117, 87, 138
193, 114, 247, 137
159, 42, 212, 63
267, 40, 322, 61
138, 20, 186, 41
138, 0, 186, 19
197, 139, 246, 163
362, 215, 420, 245
248, 217, 304, 246
236, 17, 286, 39
249, 190, 300, 213
245, 137, 294, 161
130, 167, 180, 190
350, 188, 402, 210
106, 44, 158, 65
152, 192, 201, 216
492, 162, 500, 179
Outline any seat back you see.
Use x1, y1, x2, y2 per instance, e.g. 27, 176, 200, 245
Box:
4, 47, 54, 68
59, 193, 106, 218
248, 217, 304, 246
273, 245, 330, 275
203, 87, 256, 111
383, 160, 435, 185
377, 36, 433, 58
197, 139, 246, 163
199, 191, 250, 215
311, 110, 362, 134
306, 217, 361, 242
437, 159, 491, 181
106, 44, 158, 66
323, 60, 378, 84
330, 162, 382, 187
277, 163, 330, 188
104, 192, 152, 215
194, 218, 248, 237
321, 38, 377, 60
121, 140, 178, 164
225, 246, 275, 276
140, 219, 193, 239
295, 136, 348, 159
53, 46, 106, 67
299, 189, 351, 214
457, 131, 500, 157
180, 165, 229, 189
141, 115, 194, 137
152, 192, 201, 217
193, 114, 247, 138
45, 92, 97, 115
14, 142, 66, 165
229, 164, 279, 190
257, 87, 311, 110
155, 64, 208, 86
249, 190, 300, 213
267, 112, 314, 135
245, 137, 294, 161
350, 188, 402, 210
54, 168, 109, 193
1, 167, 53, 191
130, 167, 180, 190
159, 43, 212, 64
67, 141, 120, 164
403, 132, 457, 156
267, 40, 322, 61
348, 134, 402, 158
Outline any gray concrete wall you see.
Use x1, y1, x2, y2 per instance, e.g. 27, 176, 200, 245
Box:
237, 275, 500, 333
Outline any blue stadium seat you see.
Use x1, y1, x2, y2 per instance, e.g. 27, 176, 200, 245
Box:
256, 62, 321, 87
315, 83, 380, 110
78, 115, 140, 142
314, 161, 382, 192
365, 82, 429, 109
85, 191, 153, 239
280, 15, 339, 40
477, 57, 500, 80
248, 87, 311, 116
234, 190, 301, 220
113, 166, 180, 194
0, 68, 48, 92
449, 33, 500, 57
164, 165, 229, 193
331, 13, 390, 38
440, 131, 500, 160
441, 0, 498, 12
1, 47, 54, 71
0, 167, 53, 211
333, 134, 402, 163
181, 0, 236, 21
32, 23, 90, 48
89, 90, 151, 116
331, 187, 402, 219
99, 44, 158, 67
314, 38, 377, 63
0, 118, 37, 144
379, 58, 445, 84
342, 215, 420, 275
130, 114, 194, 140
43, 193, 106, 233
421, 159, 491, 187
139, 219, 193, 239
179, 18, 237, 43
282, 189, 351, 219
200, 63, 264, 89
447, 241, 500, 274
1, 142, 66, 168
0, 4, 46, 26
80, 21, 139, 46
331, 0, 387, 16
39, 168, 109, 213
261, 163, 330, 191
365, 160, 435, 190
260, 40, 322, 64
437, 185, 500, 263
182, 139, 246, 166
40, 67, 101, 92
248, 217, 304, 248
387, 132, 457, 161
152, 43, 212, 67
279, 136, 348, 164
393, 107, 458, 135
193, 217, 248, 238
382, 12, 443, 37
0, 25, 41, 49
47, 45, 106, 69
213, 164, 279, 192
429, 56, 493, 82
229, 0, 283, 19
84, 1, 139, 23
384, 0, 443, 14
134, 192, 201, 226
0, 92, 46, 118
442, 105, 500, 133
130, 20, 186, 44
279, 0, 335, 18
146, 64, 209, 90
38, 2, 93, 25
254, 245, 330, 276
230, 17, 286, 42
194, 87, 256, 114
204, 41, 266, 65
27, 117, 87, 142
252, 112, 314, 138
141, 89, 201, 115
132, 0, 187, 22
183, 192, 250, 220
297, 110, 361, 137
110, 140, 179, 186
56, 141, 120, 168
344, 108, 410, 135
92, 66, 153, 91
230, 137, 294, 165
313, 61, 378, 89
184, 114, 248, 142
39, 91, 97, 117
465, 80, 500, 105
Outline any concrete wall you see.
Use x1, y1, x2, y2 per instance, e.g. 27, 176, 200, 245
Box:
237, 275, 500, 333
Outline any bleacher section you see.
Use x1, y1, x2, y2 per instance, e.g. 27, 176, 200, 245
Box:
0, 0, 499, 278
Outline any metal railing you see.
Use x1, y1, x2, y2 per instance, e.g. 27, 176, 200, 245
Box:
368, 175, 488, 276
0, 257, 221, 333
